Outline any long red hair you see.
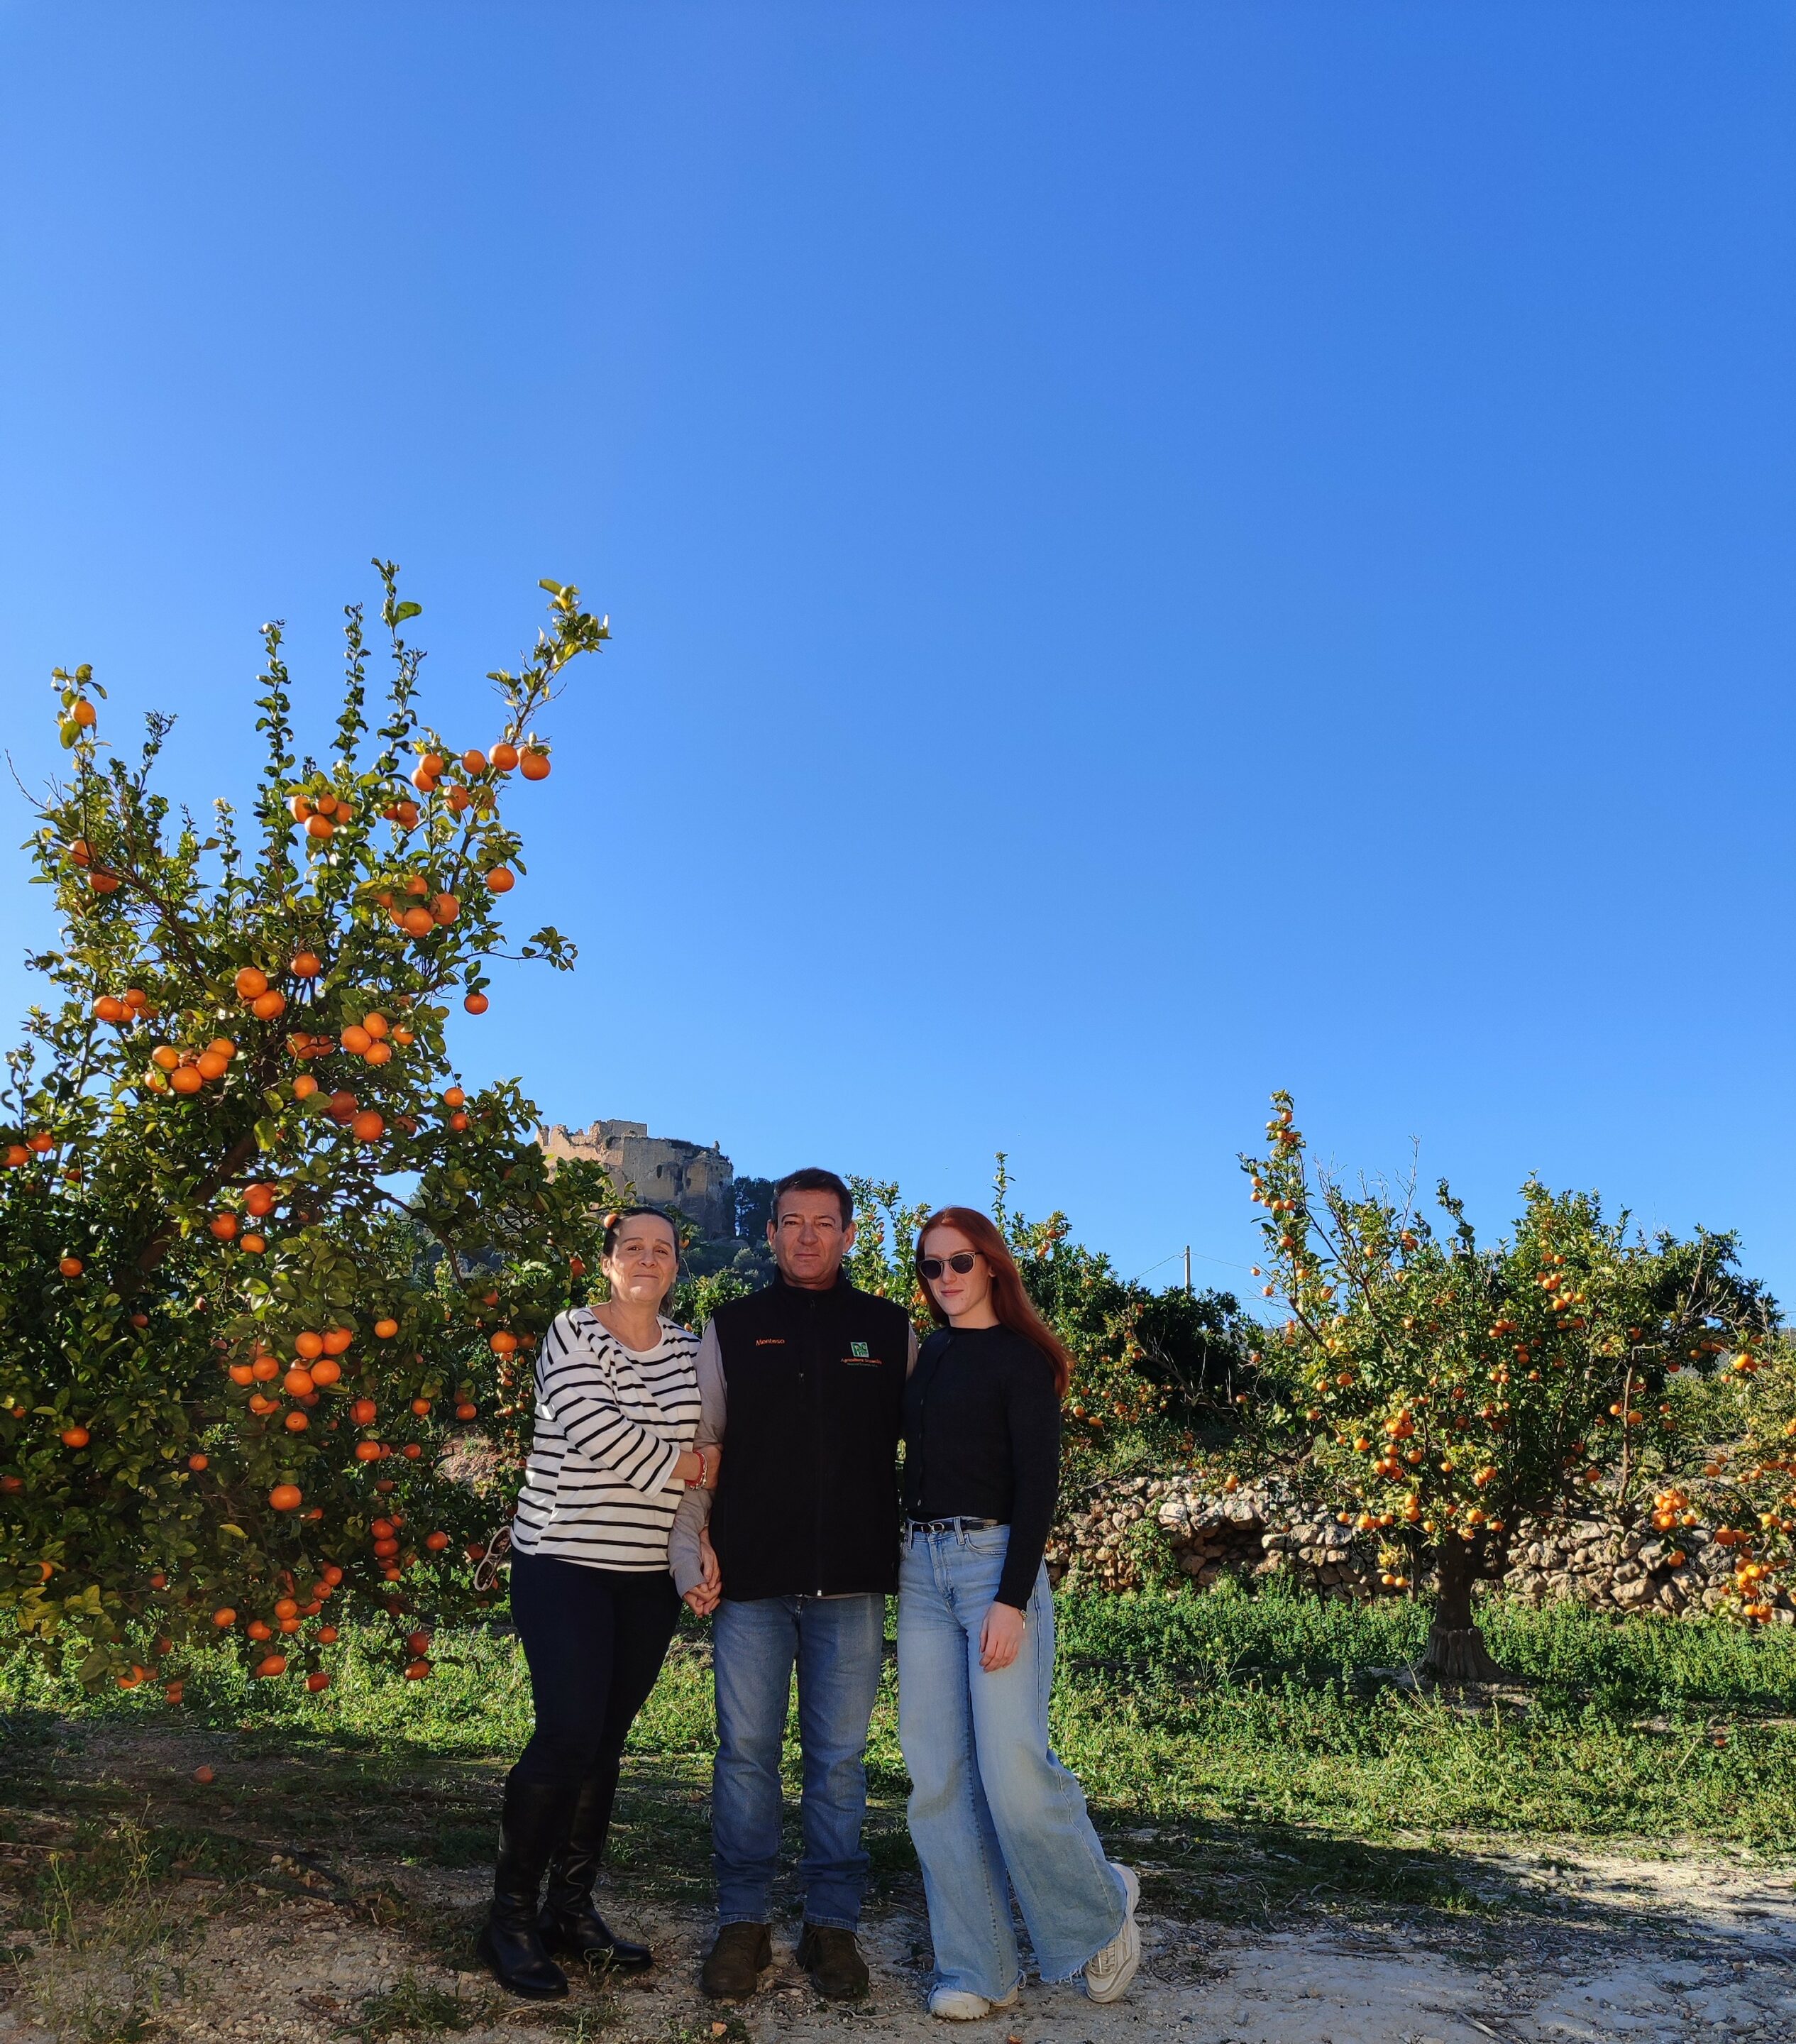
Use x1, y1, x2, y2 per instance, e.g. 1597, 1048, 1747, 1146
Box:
915, 1207, 1073, 1399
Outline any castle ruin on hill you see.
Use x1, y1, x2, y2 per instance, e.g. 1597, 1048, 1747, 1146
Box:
536, 1119, 736, 1241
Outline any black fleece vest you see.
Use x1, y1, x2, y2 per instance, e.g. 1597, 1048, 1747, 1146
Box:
708, 1276, 910, 1600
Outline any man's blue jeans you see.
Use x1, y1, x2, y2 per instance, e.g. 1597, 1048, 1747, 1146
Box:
898, 1524, 1125, 1998
712, 1592, 886, 1930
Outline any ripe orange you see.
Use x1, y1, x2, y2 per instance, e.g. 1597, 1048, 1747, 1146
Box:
209, 1212, 238, 1241
306, 1671, 331, 1693
68, 837, 94, 867
446, 785, 472, 814
250, 990, 287, 1020
188, 1451, 208, 1471
94, 994, 127, 1023
321, 1327, 353, 1356
491, 741, 519, 771
455, 1401, 477, 1421
461, 748, 487, 775
211, 1607, 236, 1628
59, 1255, 84, 1278
419, 752, 446, 778
255, 1654, 287, 1679
449, 1111, 470, 1131
269, 1483, 303, 1511
425, 1530, 449, 1551
170, 1066, 204, 1096
520, 749, 551, 781
351, 1397, 377, 1424
244, 1184, 275, 1216
484, 867, 514, 893
251, 1353, 280, 1380
309, 1357, 342, 1387
304, 814, 334, 840
463, 992, 489, 1015
61, 1424, 90, 1448
410, 764, 437, 793
293, 1075, 319, 1100
72, 698, 97, 727
351, 1109, 385, 1142
374, 1317, 399, 1339
194, 1764, 215, 1782
283, 1366, 315, 1397
341, 1024, 372, 1055
443, 1087, 465, 1107
404, 1659, 431, 1680
88, 870, 120, 893
294, 1331, 325, 1359
195, 1050, 228, 1080
317, 1625, 340, 1644
228, 1362, 255, 1387
401, 906, 434, 936
234, 967, 268, 999
490, 1330, 518, 1356
354, 1440, 382, 1462
291, 950, 322, 977
431, 893, 459, 923
411, 1397, 431, 1416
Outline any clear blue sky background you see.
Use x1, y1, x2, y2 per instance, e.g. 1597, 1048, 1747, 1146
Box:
1, 4, 1791, 1308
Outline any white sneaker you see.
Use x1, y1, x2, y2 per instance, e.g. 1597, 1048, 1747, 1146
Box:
1083, 1861, 1140, 2003
929, 1984, 1019, 2021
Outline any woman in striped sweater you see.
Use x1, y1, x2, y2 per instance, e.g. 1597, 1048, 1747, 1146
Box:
480, 1206, 712, 2001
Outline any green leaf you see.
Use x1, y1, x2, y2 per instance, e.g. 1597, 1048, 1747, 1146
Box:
392, 601, 422, 624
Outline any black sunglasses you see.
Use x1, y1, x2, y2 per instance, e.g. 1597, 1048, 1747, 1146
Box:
918, 1251, 979, 1280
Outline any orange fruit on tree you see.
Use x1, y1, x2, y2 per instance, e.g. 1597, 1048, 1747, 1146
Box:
93, 994, 127, 1023
483, 867, 514, 893
58, 1255, 84, 1278
291, 950, 322, 977
195, 1050, 228, 1080
410, 764, 437, 793
209, 1212, 238, 1241
292, 1075, 319, 1100
449, 1110, 469, 1131
170, 1066, 204, 1095
520, 748, 551, 781
442, 1087, 465, 1107
351, 1109, 384, 1141
463, 992, 489, 1014
491, 741, 519, 771
419, 752, 445, 778
294, 1331, 324, 1360
251, 1353, 280, 1381
411, 1397, 431, 1416
363, 1039, 392, 1066
354, 1440, 382, 1462
317, 1625, 339, 1644
250, 989, 287, 1019
188, 1451, 208, 1471
244, 1184, 275, 1216
306, 1671, 331, 1693
321, 1327, 353, 1356
462, 748, 487, 775
425, 1529, 449, 1551
309, 1357, 341, 1386
446, 785, 471, 814
430, 893, 459, 923
283, 1367, 315, 1397
269, 1483, 302, 1511
87, 870, 120, 893
255, 1654, 287, 1679
351, 1398, 377, 1424
455, 1401, 477, 1420
490, 1330, 518, 1356
340, 1025, 372, 1054
60, 1424, 90, 1448
374, 1318, 399, 1339
211, 1608, 236, 1628
233, 967, 268, 999
305, 814, 334, 840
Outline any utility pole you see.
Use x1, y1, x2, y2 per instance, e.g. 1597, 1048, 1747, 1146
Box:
1184, 1245, 1191, 1295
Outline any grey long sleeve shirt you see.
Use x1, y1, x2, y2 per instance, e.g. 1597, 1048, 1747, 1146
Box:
668, 1315, 918, 1596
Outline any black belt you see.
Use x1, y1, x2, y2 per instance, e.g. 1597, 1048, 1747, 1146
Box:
906, 1516, 1003, 1534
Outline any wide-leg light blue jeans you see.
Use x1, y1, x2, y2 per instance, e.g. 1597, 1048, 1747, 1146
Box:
712, 1591, 886, 1930
897, 1524, 1125, 2000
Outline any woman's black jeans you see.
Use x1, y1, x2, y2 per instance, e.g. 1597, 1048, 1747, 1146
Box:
508, 1548, 683, 1859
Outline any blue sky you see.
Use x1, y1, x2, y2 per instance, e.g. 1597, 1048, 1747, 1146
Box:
1, 4, 1792, 1307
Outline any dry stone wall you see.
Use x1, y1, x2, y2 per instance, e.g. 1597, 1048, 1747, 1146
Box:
1045, 1471, 1795, 1622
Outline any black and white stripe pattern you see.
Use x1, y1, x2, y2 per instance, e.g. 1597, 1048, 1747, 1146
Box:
510, 1308, 702, 1571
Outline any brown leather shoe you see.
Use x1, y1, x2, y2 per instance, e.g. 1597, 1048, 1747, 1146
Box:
700, 1921, 771, 2000
796, 1923, 869, 1999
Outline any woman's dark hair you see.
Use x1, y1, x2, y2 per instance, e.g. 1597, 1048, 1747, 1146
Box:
600, 1205, 682, 1304
772, 1167, 854, 1229
914, 1207, 1074, 1399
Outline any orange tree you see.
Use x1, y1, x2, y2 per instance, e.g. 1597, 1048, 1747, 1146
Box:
1687, 1336, 1796, 1623
0, 568, 619, 1693
1244, 1093, 1774, 1679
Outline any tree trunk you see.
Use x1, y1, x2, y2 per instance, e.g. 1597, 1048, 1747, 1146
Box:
1414, 1537, 1513, 1685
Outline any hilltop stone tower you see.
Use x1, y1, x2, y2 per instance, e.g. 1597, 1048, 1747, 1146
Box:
536, 1119, 736, 1241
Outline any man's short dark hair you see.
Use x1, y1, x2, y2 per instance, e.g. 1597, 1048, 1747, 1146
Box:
772, 1168, 854, 1229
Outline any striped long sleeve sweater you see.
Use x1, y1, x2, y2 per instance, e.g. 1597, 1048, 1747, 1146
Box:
509, 1307, 702, 1571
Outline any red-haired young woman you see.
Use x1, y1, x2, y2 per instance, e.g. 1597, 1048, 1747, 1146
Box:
898, 1207, 1140, 2022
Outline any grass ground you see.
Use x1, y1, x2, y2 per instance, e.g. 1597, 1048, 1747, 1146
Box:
3, 1586, 1795, 2040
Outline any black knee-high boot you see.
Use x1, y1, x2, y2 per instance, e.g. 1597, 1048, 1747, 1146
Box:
539, 1770, 653, 1972
478, 1777, 571, 2000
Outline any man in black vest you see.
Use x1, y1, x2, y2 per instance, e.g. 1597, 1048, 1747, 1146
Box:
670, 1167, 915, 2003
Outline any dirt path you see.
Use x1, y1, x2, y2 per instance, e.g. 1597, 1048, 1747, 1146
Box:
3, 1720, 1793, 2043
